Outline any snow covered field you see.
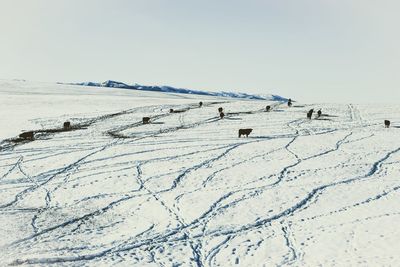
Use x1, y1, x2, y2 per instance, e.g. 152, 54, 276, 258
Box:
1, 81, 400, 266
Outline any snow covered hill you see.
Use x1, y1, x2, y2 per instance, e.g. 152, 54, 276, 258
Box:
0, 80, 400, 266
64, 80, 287, 101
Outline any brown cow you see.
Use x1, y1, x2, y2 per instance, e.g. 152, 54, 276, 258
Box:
63, 121, 71, 130
238, 128, 253, 138
142, 117, 151, 124
218, 107, 223, 113
19, 131, 34, 140
219, 112, 225, 119
384, 120, 390, 128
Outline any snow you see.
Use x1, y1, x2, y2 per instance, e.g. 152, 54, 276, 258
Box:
0, 80, 400, 266
64, 80, 287, 101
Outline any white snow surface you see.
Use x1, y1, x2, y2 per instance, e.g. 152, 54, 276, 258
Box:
66, 80, 286, 101
0, 80, 400, 266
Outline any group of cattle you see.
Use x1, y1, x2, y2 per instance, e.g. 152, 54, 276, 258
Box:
17, 100, 394, 141
239, 99, 393, 138
18, 121, 71, 141
306, 109, 322, 119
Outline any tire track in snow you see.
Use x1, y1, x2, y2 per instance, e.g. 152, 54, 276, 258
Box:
5, 101, 391, 265
15, 161, 49, 234
303, 184, 400, 222
137, 141, 258, 266
169, 142, 245, 191
205, 235, 233, 267
0, 156, 23, 181
9, 223, 156, 266
189, 133, 369, 237
6, 190, 142, 249
280, 221, 299, 266
259, 118, 305, 187
0, 105, 143, 152
2, 100, 276, 264
107, 101, 229, 138
6, 144, 237, 250
172, 133, 393, 250
1, 126, 178, 212
41, 143, 256, 266
136, 163, 205, 267
165, 130, 357, 235
200, 144, 285, 188
6, 144, 234, 263
0, 139, 120, 209
203, 146, 400, 238
173, 130, 356, 251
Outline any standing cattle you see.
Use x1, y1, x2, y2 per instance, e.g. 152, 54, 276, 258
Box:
288, 99, 292, 107
169, 109, 174, 113
384, 120, 391, 128
316, 109, 322, 118
19, 131, 34, 140
238, 128, 253, 138
307, 109, 314, 119
199, 101, 203, 107
266, 105, 271, 112
142, 117, 151, 124
218, 107, 223, 113
219, 112, 225, 119
63, 121, 71, 130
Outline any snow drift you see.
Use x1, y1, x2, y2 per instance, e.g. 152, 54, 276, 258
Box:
64, 80, 287, 101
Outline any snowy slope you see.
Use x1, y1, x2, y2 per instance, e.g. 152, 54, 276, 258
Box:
64, 80, 287, 101
0, 80, 239, 141
0, 80, 400, 266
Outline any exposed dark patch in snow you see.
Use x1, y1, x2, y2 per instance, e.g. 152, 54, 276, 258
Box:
61, 80, 287, 101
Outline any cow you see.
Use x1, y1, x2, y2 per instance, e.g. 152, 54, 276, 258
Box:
169, 108, 174, 113
307, 109, 314, 119
219, 112, 225, 119
266, 105, 271, 112
199, 101, 203, 107
316, 109, 322, 118
63, 121, 71, 130
19, 131, 34, 140
142, 117, 151, 124
238, 128, 253, 138
218, 107, 223, 113
384, 120, 391, 128
288, 98, 292, 107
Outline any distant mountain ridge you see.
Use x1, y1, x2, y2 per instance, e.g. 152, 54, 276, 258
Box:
64, 80, 287, 101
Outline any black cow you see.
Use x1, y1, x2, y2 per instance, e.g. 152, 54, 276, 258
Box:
307, 109, 314, 119
219, 112, 225, 119
169, 108, 174, 113
316, 109, 322, 118
19, 131, 34, 140
199, 101, 203, 107
288, 98, 292, 107
63, 121, 71, 130
384, 120, 391, 128
266, 105, 271, 112
142, 117, 151, 124
238, 128, 253, 138
218, 107, 223, 113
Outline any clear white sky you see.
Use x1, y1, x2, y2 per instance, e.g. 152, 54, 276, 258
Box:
1, 0, 399, 103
